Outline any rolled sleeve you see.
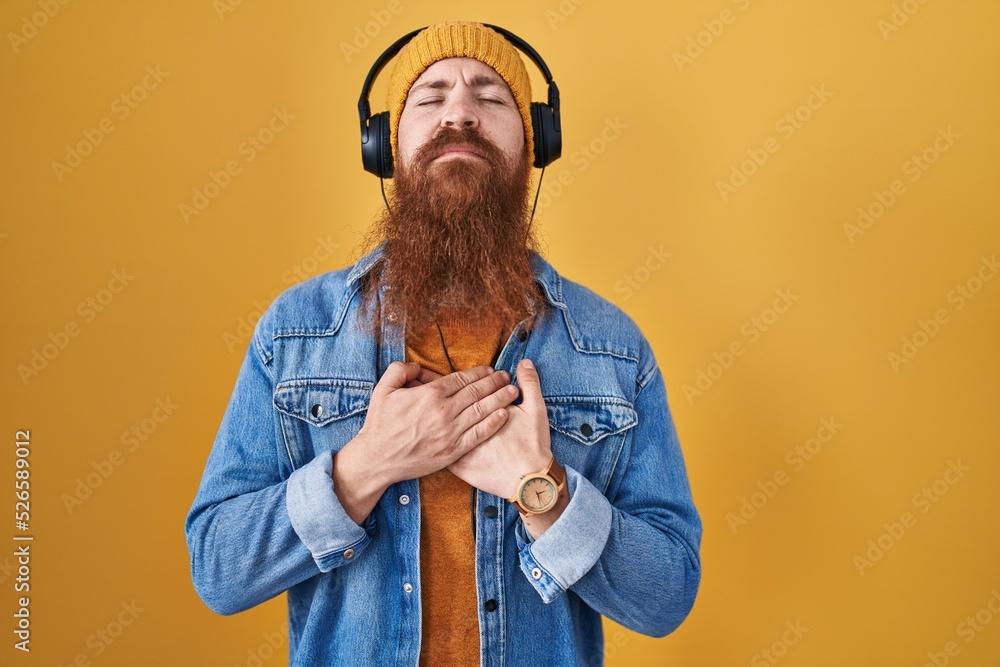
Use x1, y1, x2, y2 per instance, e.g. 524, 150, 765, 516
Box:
286, 450, 375, 572
515, 465, 612, 603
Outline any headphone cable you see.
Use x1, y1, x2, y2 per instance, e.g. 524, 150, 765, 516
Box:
379, 175, 393, 214
528, 165, 545, 226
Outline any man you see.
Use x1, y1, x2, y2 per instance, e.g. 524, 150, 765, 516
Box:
186, 20, 701, 667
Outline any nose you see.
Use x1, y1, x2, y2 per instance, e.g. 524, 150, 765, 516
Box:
440, 91, 479, 131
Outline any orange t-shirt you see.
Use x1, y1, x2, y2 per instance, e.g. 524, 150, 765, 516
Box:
405, 314, 511, 666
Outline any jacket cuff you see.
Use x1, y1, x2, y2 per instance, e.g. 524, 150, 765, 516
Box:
286, 450, 375, 572
515, 465, 612, 603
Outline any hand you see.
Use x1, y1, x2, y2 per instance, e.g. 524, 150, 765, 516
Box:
448, 358, 552, 500
333, 361, 517, 523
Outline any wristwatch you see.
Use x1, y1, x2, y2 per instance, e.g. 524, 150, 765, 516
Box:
509, 456, 566, 516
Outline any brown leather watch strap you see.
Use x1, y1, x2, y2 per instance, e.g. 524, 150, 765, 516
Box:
547, 457, 566, 488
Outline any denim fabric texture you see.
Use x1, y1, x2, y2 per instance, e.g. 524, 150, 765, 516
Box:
185, 242, 702, 666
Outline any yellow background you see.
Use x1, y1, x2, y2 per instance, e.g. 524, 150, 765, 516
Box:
1, 0, 998, 665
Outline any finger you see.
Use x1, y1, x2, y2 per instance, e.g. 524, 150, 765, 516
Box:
436, 364, 496, 397
452, 367, 511, 408
403, 366, 444, 388
374, 361, 422, 396
454, 380, 518, 434
453, 407, 509, 458
415, 366, 445, 384
435, 367, 510, 427
513, 358, 544, 413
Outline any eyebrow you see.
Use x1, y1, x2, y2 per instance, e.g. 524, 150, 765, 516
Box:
409, 73, 506, 94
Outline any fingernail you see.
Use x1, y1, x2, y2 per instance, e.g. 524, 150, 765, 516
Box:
522, 359, 534, 369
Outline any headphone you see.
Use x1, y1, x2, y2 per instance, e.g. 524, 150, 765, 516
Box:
358, 23, 562, 179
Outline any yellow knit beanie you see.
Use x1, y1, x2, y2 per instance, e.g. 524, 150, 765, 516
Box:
386, 21, 533, 164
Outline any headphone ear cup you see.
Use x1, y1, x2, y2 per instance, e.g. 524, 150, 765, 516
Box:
378, 112, 394, 178
530, 102, 562, 169
361, 112, 394, 178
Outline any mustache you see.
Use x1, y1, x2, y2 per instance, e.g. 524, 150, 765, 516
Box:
417, 127, 503, 164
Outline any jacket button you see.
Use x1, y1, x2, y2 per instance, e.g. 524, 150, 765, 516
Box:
517, 329, 527, 342
484, 599, 498, 612
403, 583, 413, 593
483, 505, 498, 518
531, 568, 542, 580
311, 404, 323, 418
399, 494, 410, 505
580, 423, 593, 437
343, 548, 354, 560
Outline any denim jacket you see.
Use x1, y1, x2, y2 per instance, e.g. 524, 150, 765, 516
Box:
185, 243, 702, 667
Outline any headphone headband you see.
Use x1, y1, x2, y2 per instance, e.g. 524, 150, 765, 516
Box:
357, 27, 423, 144
481, 23, 559, 116
358, 23, 562, 177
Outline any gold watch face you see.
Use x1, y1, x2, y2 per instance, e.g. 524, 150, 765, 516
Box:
519, 476, 557, 513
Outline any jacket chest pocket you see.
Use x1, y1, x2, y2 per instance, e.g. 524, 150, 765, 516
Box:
273, 378, 373, 470
545, 397, 637, 495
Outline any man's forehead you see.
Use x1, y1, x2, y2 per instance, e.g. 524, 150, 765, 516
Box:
408, 57, 509, 94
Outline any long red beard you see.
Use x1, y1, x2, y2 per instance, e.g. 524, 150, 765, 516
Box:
356, 126, 548, 341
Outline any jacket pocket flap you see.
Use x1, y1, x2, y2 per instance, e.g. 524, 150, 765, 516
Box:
274, 378, 373, 427
545, 397, 637, 446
